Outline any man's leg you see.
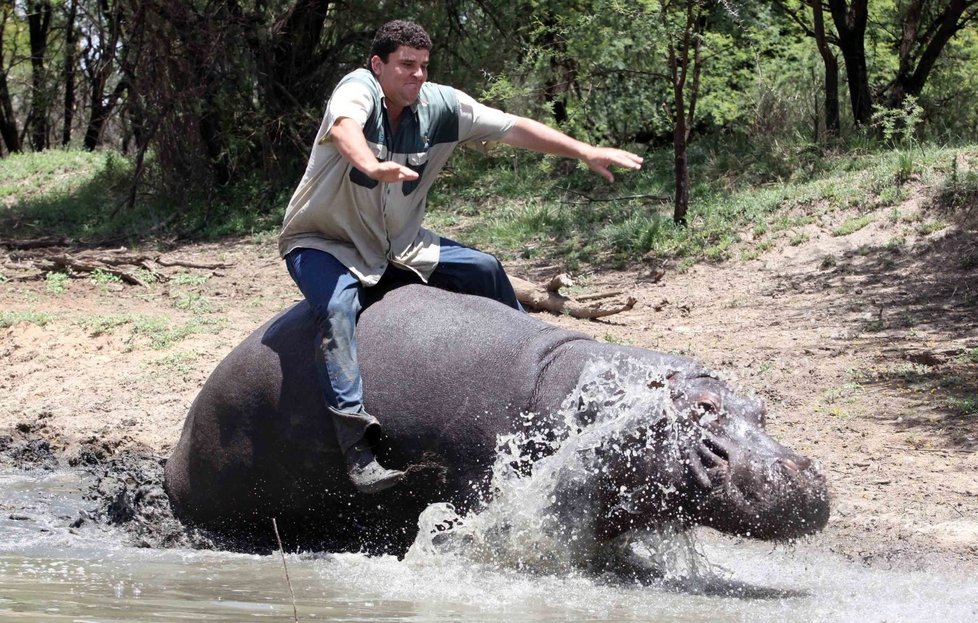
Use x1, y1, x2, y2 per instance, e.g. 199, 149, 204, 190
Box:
285, 248, 404, 493
427, 237, 523, 310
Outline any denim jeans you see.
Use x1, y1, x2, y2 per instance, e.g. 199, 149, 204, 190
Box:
285, 238, 522, 451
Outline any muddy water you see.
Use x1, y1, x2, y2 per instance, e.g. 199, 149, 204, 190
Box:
1, 468, 976, 623
4, 357, 977, 621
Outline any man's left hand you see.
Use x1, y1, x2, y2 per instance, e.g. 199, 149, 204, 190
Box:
584, 147, 644, 182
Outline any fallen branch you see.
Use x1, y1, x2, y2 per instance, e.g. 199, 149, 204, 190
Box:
510, 274, 636, 319
560, 190, 671, 203
545, 273, 574, 292
2, 271, 45, 282
155, 257, 232, 270
45, 254, 148, 287
7, 246, 230, 286
0, 236, 69, 250
576, 290, 625, 302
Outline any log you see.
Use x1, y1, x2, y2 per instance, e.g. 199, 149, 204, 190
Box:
509, 274, 636, 320
0, 236, 69, 250
45, 255, 148, 287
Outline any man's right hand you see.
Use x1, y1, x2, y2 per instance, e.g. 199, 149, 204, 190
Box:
330, 117, 419, 183
367, 161, 419, 183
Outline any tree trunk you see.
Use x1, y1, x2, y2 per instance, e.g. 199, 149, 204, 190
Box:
198, 92, 232, 187
27, 0, 53, 151
0, 5, 21, 153
827, 0, 872, 126
266, 0, 332, 114
80, 0, 127, 151
665, 0, 705, 225
84, 80, 127, 151
811, 0, 840, 138
61, 0, 78, 147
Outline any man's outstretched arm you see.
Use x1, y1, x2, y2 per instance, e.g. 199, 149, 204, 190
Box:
500, 117, 643, 182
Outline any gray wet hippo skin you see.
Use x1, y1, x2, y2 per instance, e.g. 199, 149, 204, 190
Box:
164, 285, 829, 554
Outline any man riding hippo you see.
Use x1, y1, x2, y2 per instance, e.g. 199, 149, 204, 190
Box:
278, 19, 643, 493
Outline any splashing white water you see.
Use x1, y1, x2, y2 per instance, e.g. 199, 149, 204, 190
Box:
406, 354, 717, 582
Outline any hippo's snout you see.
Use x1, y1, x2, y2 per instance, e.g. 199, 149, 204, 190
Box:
665, 374, 830, 541
694, 439, 830, 540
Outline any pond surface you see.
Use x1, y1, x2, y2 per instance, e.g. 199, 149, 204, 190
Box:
1, 469, 976, 622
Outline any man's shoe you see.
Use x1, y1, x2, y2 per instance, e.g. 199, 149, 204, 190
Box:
345, 444, 405, 494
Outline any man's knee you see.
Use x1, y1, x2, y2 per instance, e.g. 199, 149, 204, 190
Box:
468, 250, 506, 280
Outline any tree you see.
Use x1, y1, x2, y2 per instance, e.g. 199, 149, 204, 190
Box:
26, 0, 53, 150
776, 0, 841, 138
79, 0, 129, 150
884, 0, 978, 109
826, 0, 872, 126
0, 1, 22, 153
661, 0, 708, 225
61, 0, 77, 146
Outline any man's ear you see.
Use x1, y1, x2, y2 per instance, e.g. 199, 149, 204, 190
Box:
369, 55, 383, 76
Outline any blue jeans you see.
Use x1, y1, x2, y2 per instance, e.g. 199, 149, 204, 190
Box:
285, 239, 522, 451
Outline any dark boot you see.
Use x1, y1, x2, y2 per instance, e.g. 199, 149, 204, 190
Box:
344, 443, 405, 494
327, 406, 404, 493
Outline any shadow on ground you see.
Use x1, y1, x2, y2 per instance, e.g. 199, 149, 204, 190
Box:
780, 199, 977, 451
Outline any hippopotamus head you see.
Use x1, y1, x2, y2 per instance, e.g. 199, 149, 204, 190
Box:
580, 358, 829, 543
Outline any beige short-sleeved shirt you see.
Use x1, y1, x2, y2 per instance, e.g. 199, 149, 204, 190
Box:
278, 69, 516, 286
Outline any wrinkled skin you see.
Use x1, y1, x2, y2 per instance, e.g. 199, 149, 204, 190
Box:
164, 285, 828, 554
591, 371, 828, 542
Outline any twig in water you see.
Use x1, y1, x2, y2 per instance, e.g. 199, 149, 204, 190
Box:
273, 518, 300, 623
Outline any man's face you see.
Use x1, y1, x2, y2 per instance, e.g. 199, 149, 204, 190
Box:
371, 45, 429, 110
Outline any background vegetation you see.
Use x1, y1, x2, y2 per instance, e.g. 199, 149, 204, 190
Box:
0, 1, 976, 265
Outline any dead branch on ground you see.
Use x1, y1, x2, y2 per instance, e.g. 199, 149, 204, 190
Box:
1, 242, 231, 286
510, 274, 636, 319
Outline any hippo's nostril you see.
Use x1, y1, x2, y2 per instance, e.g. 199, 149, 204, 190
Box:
701, 435, 729, 465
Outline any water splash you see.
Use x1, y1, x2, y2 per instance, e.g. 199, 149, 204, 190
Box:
406, 354, 719, 583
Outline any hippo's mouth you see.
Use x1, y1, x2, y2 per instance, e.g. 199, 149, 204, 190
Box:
687, 430, 830, 540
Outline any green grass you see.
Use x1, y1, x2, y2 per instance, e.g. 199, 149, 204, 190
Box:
46, 272, 70, 294
0, 310, 52, 328
0, 150, 132, 240
0, 149, 290, 242
126, 315, 225, 350
76, 314, 132, 336
3, 144, 976, 271
74, 313, 225, 350
171, 272, 210, 286
148, 351, 202, 378
957, 348, 978, 364
833, 214, 875, 236
425, 144, 976, 270
949, 396, 978, 415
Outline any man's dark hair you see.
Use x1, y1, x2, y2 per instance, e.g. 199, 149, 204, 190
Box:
369, 20, 431, 62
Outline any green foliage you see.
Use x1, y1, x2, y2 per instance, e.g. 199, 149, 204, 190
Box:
0, 310, 52, 328
872, 97, 924, 147
89, 269, 122, 286
149, 351, 201, 379
430, 143, 975, 272
171, 272, 210, 286
833, 215, 874, 237
45, 272, 69, 294
0, 150, 131, 240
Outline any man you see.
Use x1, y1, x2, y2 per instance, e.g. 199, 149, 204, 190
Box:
279, 20, 643, 494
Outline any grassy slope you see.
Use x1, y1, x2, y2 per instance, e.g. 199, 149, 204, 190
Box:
1, 145, 976, 271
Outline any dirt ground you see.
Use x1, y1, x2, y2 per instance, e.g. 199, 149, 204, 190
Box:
2, 183, 976, 574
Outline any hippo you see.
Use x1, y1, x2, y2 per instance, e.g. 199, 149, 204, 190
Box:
164, 285, 829, 560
